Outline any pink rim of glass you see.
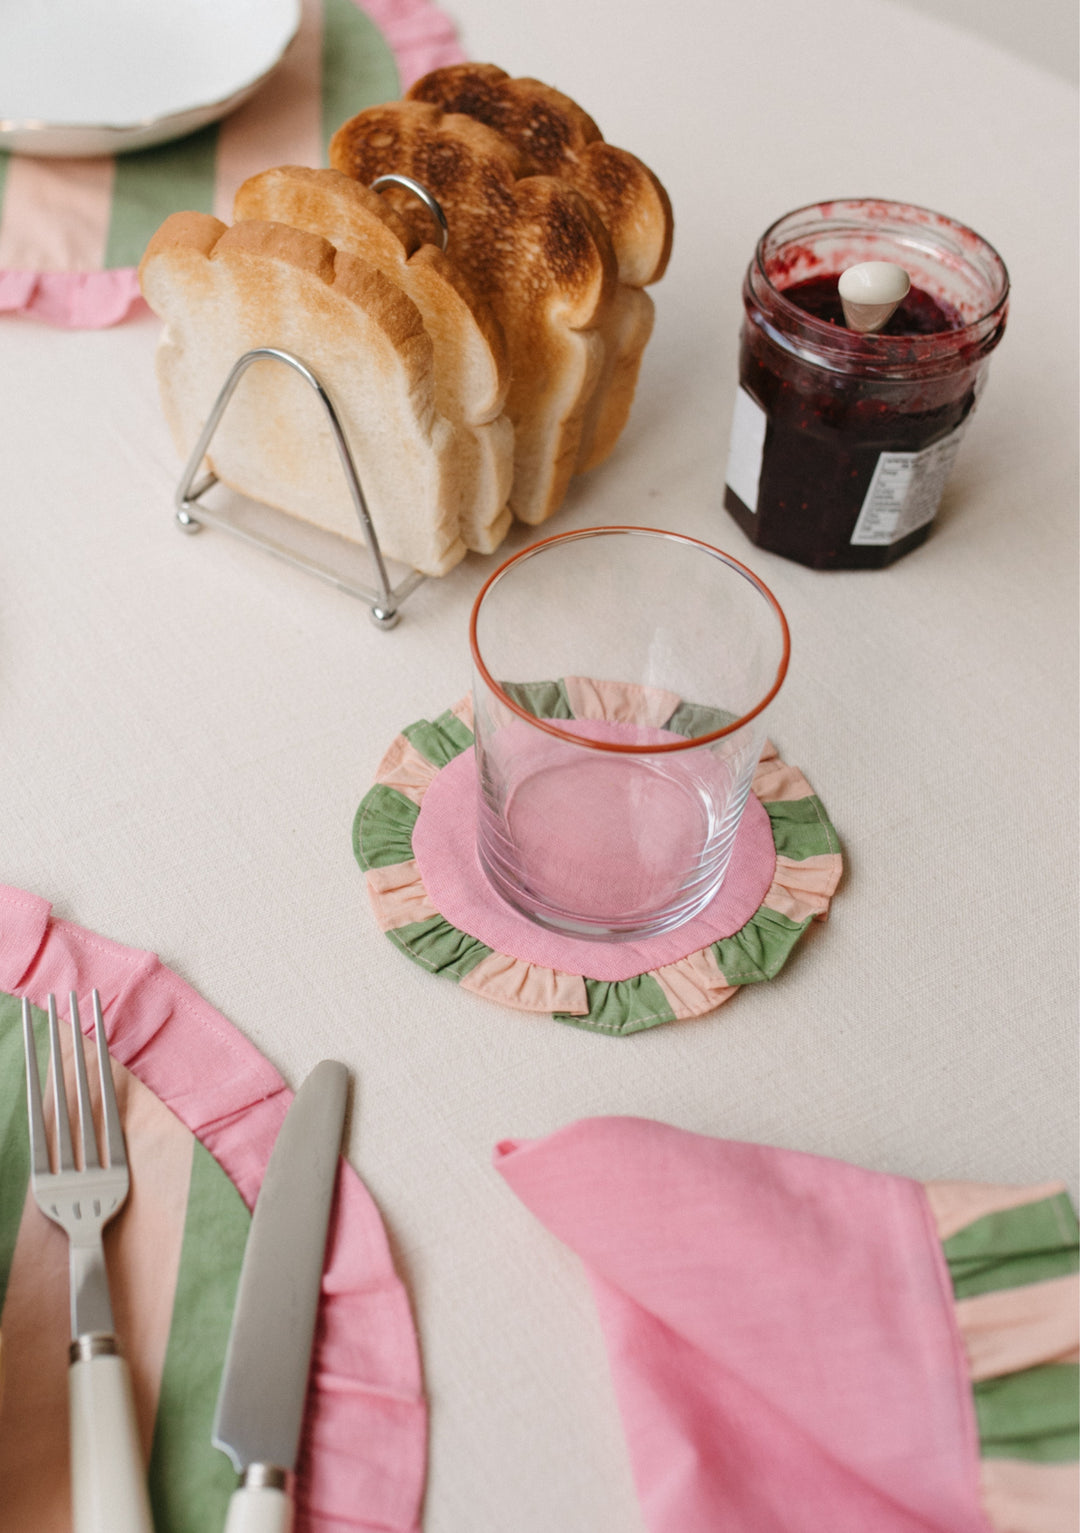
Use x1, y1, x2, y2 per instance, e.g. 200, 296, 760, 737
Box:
468, 526, 792, 756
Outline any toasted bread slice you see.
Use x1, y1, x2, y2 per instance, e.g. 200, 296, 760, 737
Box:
407, 64, 673, 470
139, 212, 467, 577
233, 165, 514, 555
330, 99, 617, 525
575, 284, 656, 471
407, 65, 673, 284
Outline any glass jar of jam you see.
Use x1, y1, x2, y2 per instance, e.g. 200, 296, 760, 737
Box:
723, 199, 1009, 569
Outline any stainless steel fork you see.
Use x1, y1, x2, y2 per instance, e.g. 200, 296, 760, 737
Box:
22, 990, 154, 1533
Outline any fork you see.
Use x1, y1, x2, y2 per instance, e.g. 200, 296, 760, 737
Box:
22, 990, 154, 1533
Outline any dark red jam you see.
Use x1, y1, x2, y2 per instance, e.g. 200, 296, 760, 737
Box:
724, 202, 1008, 571
783, 275, 964, 336
725, 276, 980, 568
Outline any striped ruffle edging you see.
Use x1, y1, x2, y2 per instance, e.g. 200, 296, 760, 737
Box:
353, 689, 842, 1035
927, 1180, 1080, 1533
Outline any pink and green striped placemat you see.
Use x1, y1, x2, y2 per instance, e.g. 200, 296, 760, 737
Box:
0, 0, 463, 326
0, 884, 427, 1533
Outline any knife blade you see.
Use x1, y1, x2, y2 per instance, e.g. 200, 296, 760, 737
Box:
212, 1058, 349, 1533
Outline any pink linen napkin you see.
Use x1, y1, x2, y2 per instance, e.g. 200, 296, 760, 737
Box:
495, 1117, 1078, 1533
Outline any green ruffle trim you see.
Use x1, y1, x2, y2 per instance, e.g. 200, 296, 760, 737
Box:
943, 1193, 1080, 1464
387, 915, 493, 982
402, 709, 475, 768
663, 700, 738, 737
712, 905, 810, 985
702, 798, 840, 987
973, 1365, 1080, 1463
353, 783, 420, 871
501, 680, 573, 720
945, 1192, 1080, 1301
353, 689, 840, 1035
766, 795, 841, 861
554, 975, 676, 1036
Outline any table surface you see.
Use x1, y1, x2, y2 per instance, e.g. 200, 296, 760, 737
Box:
2, 1, 1076, 1528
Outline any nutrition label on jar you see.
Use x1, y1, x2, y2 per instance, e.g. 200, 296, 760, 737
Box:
850, 429, 966, 546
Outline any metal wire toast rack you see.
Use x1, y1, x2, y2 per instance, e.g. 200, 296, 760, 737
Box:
173, 175, 453, 629
174, 346, 424, 629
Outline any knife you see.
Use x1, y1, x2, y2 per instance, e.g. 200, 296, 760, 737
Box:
212, 1059, 349, 1533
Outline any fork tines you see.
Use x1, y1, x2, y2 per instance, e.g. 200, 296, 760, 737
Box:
22, 989, 126, 1178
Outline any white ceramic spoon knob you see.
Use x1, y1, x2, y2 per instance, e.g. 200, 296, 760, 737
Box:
838, 261, 911, 333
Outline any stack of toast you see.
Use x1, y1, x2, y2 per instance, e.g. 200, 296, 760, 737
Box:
139, 65, 673, 578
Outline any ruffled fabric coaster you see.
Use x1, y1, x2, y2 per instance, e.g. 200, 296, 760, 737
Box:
0, 0, 463, 327
0, 884, 426, 1533
495, 1116, 1079, 1533
353, 687, 842, 1034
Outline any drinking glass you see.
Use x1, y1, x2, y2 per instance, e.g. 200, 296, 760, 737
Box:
469, 526, 790, 940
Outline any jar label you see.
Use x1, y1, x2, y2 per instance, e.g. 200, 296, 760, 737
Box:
850, 429, 966, 546
724, 387, 767, 513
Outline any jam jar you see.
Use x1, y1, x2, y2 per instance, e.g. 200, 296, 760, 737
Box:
723, 199, 1009, 569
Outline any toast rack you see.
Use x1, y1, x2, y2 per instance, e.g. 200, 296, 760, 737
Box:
173, 175, 452, 629
174, 346, 423, 630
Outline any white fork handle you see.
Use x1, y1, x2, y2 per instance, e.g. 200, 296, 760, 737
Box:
224, 1484, 293, 1532
69, 1352, 154, 1533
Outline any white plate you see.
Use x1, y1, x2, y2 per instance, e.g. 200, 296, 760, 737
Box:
0, 0, 301, 158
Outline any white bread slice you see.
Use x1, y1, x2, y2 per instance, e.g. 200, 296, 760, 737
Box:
329, 100, 617, 526
407, 65, 673, 472
233, 165, 514, 556
138, 212, 467, 578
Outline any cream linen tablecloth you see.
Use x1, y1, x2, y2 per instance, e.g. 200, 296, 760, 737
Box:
0, 1, 1076, 1529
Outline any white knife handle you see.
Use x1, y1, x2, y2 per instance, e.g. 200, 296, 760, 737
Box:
69, 1350, 153, 1533
224, 1482, 293, 1533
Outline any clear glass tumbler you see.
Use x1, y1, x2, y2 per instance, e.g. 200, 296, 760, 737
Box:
469, 527, 790, 940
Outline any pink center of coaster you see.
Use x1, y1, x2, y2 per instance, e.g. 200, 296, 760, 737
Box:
411, 731, 778, 983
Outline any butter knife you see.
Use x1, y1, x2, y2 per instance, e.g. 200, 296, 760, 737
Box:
212, 1059, 349, 1533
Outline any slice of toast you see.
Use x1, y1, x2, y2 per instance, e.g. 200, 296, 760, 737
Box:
139, 212, 467, 577
407, 64, 674, 471
407, 65, 673, 285
233, 165, 514, 556
330, 99, 617, 526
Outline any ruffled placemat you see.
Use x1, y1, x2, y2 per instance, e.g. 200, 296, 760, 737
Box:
496, 1116, 1080, 1533
0, 884, 426, 1533
0, 0, 464, 327
353, 689, 842, 1034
